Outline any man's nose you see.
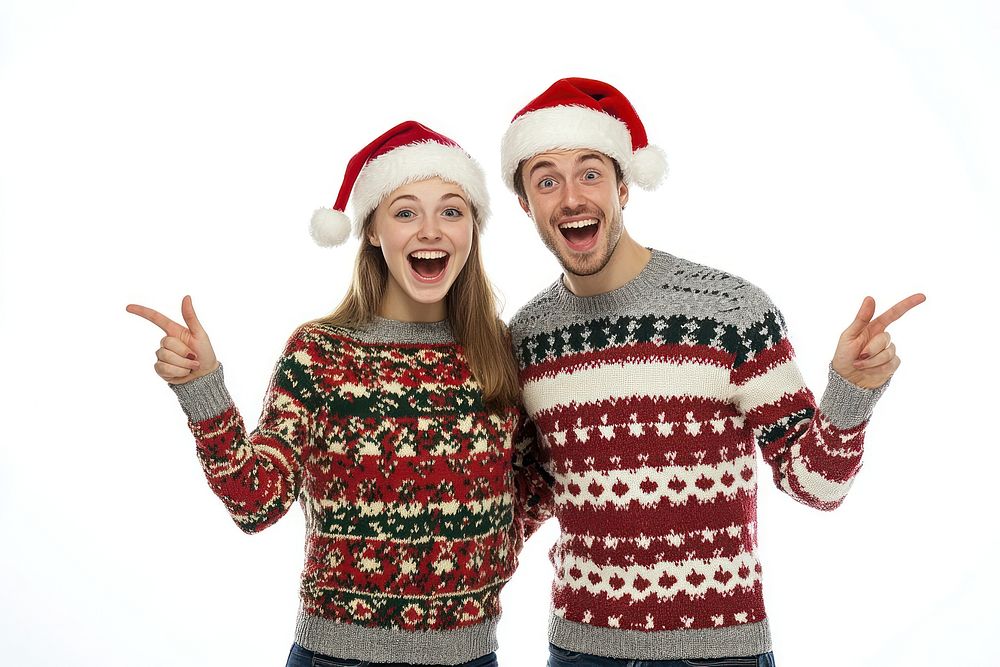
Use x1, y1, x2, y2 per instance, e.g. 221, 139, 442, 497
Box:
560, 179, 586, 210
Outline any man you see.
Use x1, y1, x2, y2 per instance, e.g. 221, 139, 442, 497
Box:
502, 78, 923, 665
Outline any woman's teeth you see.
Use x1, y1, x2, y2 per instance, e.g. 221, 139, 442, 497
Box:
409, 250, 449, 279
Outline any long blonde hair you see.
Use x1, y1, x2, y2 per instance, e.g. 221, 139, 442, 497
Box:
314, 208, 520, 411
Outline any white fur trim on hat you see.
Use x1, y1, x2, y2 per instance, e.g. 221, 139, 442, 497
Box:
310, 208, 352, 247
630, 145, 669, 190
501, 105, 670, 192
501, 105, 634, 191
351, 141, 491, 235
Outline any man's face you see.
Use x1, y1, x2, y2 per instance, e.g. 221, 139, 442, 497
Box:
518, 149, 629, 277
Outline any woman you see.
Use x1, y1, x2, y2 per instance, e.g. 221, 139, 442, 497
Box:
127, 121, 551, 667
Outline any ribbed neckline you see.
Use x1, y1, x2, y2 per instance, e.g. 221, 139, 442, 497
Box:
551, 249, 677, 315
351, 316, 456, 345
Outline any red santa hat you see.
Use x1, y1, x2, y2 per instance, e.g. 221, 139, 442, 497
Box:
311, 120, 491, 247
500, 77, 668, 192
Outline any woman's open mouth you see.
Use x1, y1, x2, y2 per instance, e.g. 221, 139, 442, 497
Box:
558, 218, 600, 251
408, 250, 450, 283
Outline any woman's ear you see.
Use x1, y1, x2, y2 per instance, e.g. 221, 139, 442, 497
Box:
365, 211, 381, 247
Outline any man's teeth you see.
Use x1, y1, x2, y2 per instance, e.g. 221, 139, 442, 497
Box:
410, 251, 448, 260
559, 219, 599, 229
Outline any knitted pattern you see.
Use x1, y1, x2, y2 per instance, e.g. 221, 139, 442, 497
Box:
171, 318, 543, 665
509, 250, 886, 660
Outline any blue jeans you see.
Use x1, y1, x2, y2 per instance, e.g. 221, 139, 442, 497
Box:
285, 642, 499, 667
546, 643, 776, 667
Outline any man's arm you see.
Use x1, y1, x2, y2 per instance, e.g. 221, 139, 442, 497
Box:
510, 409, 555, 546
731, 293, 923, 510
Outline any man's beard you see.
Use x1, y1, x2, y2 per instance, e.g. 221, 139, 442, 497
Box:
541, 204, 624, 278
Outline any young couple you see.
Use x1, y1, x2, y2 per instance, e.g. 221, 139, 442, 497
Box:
127, 78, 923, 667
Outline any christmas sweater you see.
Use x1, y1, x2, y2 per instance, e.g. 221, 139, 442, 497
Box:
509, 249, 887, 660
170, 318, 546, 665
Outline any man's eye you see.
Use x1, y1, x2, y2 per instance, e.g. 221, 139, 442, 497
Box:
539, 178, 555, 189
584, 171, 599, 180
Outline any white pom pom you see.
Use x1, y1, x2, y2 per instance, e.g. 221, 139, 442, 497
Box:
309, 208, 352, 247
629, 145, 669, 190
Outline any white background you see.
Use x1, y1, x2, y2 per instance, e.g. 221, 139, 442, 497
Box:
1, 1, 997, 665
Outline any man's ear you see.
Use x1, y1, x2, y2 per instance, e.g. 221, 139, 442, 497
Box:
619, 180, 630, 209
518, 196, 531, 216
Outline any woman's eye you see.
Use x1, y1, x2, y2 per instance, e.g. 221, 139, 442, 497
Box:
442, 208, 463, 218
395, 209, 414, 219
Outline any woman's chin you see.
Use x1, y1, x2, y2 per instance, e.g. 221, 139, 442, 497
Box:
403, 284, 451, 306
396, 274, 457, 310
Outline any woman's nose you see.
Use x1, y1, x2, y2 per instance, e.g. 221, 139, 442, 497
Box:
417, 216, 443, 241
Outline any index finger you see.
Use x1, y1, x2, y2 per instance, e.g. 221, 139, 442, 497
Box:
125, 304, 183, 335
871, 293, 926, 333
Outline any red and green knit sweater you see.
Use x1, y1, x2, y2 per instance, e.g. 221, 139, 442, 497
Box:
509, 250, 888, 660
171, 318, 545, 665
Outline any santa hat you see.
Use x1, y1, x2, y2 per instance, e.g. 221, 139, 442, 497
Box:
311, 120, 490, 247
500, 77, 668, 192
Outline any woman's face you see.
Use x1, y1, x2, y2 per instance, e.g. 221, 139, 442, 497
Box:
368, 177, 475, 322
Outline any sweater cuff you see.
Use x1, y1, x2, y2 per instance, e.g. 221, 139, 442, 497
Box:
169, 364, 234, 422
817, 364, 889, 430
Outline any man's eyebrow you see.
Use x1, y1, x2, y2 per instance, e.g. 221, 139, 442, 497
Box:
527, 160, 557, 180
577, 152, 609, 165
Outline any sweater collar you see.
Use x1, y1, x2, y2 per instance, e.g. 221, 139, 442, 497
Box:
352, 316, 456, 345
551, 249, 677, 315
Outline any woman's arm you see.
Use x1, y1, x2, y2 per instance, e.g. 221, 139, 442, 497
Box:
127, 296, 313, 532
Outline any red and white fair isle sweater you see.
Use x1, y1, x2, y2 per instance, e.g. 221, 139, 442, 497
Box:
509, 250, 887, 660
170, 318, 547, 665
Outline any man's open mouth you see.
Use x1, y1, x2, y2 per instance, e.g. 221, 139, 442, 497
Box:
558, 218, 600, 250
408, 250, 450, 282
